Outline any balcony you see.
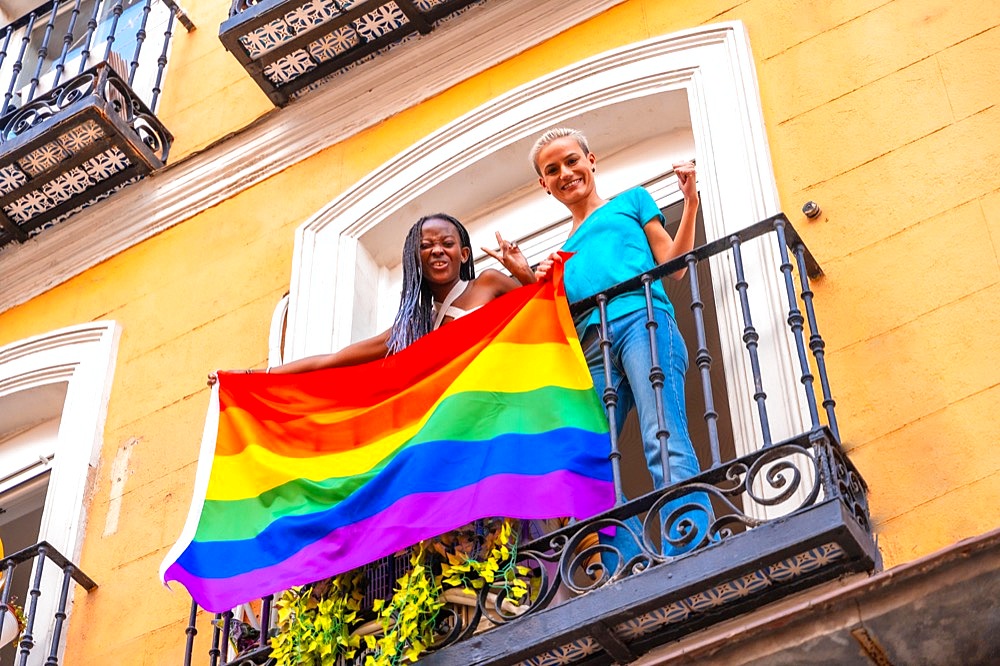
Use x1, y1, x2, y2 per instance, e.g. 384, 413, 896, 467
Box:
219, 0, 487, 106
0, 0, 178, 253
179, 215, 879, 665
0, 541, 97, 664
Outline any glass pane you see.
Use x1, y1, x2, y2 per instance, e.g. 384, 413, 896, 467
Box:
16, 0, 101, 92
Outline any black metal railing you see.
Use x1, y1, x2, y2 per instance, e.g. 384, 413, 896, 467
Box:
418, 213, 873, 664
181, 213, 877, 665
189, 598, 276, 666
569, 213, 832, 496
0, 541, 97, 666
0, 0, 188, 251
0, 0, 176, 118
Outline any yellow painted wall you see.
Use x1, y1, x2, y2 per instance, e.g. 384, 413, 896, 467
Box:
0, 0, 997, 663
746, 0, 1000, 567
152, 0, 275, 159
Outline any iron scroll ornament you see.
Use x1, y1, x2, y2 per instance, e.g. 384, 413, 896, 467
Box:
438, 442, 825, 632
1, 73, 99, 142
0, 65, 170, 162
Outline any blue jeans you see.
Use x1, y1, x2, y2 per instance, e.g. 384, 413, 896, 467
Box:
582, 308, 712, 563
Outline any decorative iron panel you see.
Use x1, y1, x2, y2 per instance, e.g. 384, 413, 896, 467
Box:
0, 62, 172, 251
220, 0, 488, 105
419, 429, 878, 665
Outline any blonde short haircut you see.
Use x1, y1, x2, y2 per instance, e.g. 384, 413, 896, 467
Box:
529, 128, 591, 175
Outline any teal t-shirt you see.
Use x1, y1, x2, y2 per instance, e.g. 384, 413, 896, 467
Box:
563, 187, 674, 331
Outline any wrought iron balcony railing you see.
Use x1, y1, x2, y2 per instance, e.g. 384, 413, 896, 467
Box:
219, 0, 487, 106
0, 541, 98, 665
180, 214, 878, 666
0, 0, 180, 253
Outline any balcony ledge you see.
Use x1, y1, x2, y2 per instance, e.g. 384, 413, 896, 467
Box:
422, 499, 877, 666
637, 525, 1000, 665
219, 0, 489, 106
0, 63, 172, 251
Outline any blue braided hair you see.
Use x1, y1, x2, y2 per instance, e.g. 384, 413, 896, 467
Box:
386, 214, 475, 354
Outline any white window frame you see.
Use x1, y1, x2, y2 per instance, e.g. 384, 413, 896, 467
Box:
287, 21, 815, 509
0, 321, 119, 663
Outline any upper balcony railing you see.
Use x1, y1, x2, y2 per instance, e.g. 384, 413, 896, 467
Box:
0, 0, 182, 253
0, 541, 97, 665
219, 0, 487, 106
179, 214, 879, 666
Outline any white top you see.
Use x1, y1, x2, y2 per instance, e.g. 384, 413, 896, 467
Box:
432, 279, 482, 329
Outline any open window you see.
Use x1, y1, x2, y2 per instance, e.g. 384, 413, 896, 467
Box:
0, 389, 60, 664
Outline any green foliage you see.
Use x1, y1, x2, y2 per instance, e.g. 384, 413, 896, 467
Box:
270, 571, 365, 666
269, 519, 526, 666
363, 546, 444, 666
437, 518, 529, 604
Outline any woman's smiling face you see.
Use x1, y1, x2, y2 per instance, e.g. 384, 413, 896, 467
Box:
418, 216, 470, 285
535, 136, 597, 206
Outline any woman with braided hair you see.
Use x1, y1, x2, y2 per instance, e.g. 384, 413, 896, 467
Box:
209, 213, 535, 382
385, 213, 535, 353
204, 214, 553, 637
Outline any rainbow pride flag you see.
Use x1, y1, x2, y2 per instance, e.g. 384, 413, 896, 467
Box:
159, 269, 613, 612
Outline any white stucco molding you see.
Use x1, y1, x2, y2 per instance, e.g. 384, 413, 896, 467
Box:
0, 321, 120, 558
0, 0, 626, 313
0, 321, 119, 663
288, 24, 773, 346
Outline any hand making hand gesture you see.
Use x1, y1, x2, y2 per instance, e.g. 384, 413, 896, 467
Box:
481, 231, 534, 285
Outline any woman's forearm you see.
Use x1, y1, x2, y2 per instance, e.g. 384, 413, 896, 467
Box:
256, 330, 391, 375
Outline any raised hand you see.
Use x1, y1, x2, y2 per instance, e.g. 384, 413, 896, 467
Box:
482, 231, 534, 284
672, 160, 697, 201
